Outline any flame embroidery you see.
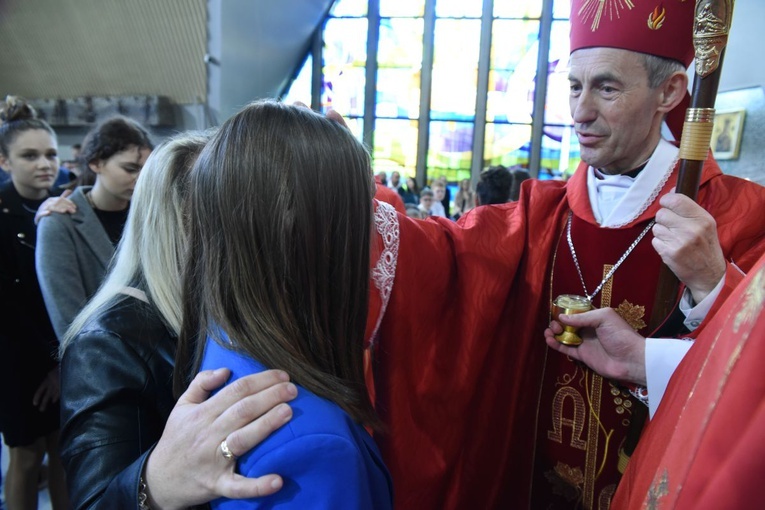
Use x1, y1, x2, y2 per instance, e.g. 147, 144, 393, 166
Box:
647, 4, 666, 30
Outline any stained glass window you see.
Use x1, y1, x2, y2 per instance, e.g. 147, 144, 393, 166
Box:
429, 120, 474, 182
331, 0, 368, 17
322, 18, 367, 117
376, 18, 424, 119
284, 0, 578, 185
380, 0, 424, 17
374, 118, 419, 178
431, 19, 481, 121
282, 54, 312, 106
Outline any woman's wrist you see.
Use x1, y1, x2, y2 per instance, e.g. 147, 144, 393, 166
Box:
141, 453, 183, 510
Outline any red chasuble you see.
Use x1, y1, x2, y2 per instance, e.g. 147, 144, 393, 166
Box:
611, 251, 765, 510
369, 155, 765, 510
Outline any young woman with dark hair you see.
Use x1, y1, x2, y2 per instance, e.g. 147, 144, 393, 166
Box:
35, 116, 153, 339
0, 95, 70, 510
176, 101, 393, 509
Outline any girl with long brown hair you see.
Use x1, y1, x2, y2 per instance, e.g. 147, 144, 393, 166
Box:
176, 101, 393, 509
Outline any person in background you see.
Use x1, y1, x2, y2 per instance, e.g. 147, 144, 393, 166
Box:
400, 176, 420, 206
60, 131, 297, 509
388, 170, 402, 194
434, 176, 451, 217
375, 171, 388, 187
429, 181, 447, 217
36, 116, 153, 340
475, 165, 513, 206
417, 187, 434, 216
508, 167, 530, 202
61, 144, 82, 181
0, 95, 69, 510
452, 178, 475, 218
374, 172, 406, 214
176, 101, 393, 509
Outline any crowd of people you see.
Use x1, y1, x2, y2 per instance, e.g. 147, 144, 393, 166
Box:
1, 1, 764, 509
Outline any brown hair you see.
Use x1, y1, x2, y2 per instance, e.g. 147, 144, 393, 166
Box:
0, 96, 56, 157
76, 115, 153, 187
175, 101, 377, 426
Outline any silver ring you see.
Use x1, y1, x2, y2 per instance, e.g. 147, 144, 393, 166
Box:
220, 439, 237, 460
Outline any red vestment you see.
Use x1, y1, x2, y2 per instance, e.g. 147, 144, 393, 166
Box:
611, 251, 765, 510
375, 181, 407, 215
369, 156, 765, 509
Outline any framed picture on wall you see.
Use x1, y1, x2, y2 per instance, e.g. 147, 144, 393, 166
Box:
711, 109, 746, 160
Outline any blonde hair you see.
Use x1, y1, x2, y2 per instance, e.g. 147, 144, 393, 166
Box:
61, 131, 210, 352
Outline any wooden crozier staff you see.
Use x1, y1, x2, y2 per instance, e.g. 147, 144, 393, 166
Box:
624, 0, 737, 462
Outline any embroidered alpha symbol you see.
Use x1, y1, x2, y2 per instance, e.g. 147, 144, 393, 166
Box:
647, 4, 667, 30
577, 0, 636, 32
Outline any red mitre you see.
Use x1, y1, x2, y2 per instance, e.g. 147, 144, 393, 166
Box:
569, 0, 695, 138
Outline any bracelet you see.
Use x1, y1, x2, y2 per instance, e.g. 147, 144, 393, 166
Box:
138, 476, 151, 510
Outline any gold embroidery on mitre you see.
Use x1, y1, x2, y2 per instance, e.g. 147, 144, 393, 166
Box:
647, 4, 666, 30
645, 469, 670, 510
733, 266, 765, 333
578, 0, 636, 32
615, 299, 647, 331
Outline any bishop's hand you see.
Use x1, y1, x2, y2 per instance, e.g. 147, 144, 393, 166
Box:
545, 307, 647, 386
651, 192, 726, 305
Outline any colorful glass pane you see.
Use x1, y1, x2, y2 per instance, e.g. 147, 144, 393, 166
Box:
544, 20, 572, 125
373, 118, 419, 178
322, 18, 367, 116
282, 55, 312, 106
493, 0, 543, 19
436, 0, 482, 18
378, 18, 423, 68
539, 125, 580, 178
380, 0, 424, 17
376, 18, 423, 119
484, 122, 532, 168
431, 19, 481, 121
330, 0, 368, 17
487, 20, 539, 123
427, 121, 474, 182
376, 69, 421, 118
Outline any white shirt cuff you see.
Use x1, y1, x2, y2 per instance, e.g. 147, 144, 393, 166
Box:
645, 337, 694, 418
679, 274, 726, 330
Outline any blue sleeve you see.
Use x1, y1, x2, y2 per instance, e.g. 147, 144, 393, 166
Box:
213, 435, 381, 510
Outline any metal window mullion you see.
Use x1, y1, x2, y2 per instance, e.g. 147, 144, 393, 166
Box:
529, 0, 555, 178
415, 0, 437, 187
311, 24, 323, 112
470, 0, 494, 188
363, 0, 380, 149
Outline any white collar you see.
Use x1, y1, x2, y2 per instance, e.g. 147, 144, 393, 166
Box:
586, 139, 678, 228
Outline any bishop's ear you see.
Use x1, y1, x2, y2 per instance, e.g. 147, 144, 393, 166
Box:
658, 71, 689, 113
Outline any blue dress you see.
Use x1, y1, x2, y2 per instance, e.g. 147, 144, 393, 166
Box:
201, 337, 393, 510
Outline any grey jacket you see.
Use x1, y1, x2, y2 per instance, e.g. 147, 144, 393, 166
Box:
36, 187, 115, 339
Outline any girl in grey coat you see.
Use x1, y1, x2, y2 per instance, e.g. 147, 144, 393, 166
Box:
36, 116, 153, 339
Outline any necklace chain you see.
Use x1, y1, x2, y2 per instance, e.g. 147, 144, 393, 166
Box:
566, 211, 655, 302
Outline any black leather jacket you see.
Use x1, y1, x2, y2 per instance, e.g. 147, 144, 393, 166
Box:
60, 294, 176, 510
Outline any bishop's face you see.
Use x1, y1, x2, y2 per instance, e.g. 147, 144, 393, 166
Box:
568, 47, 665, 175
